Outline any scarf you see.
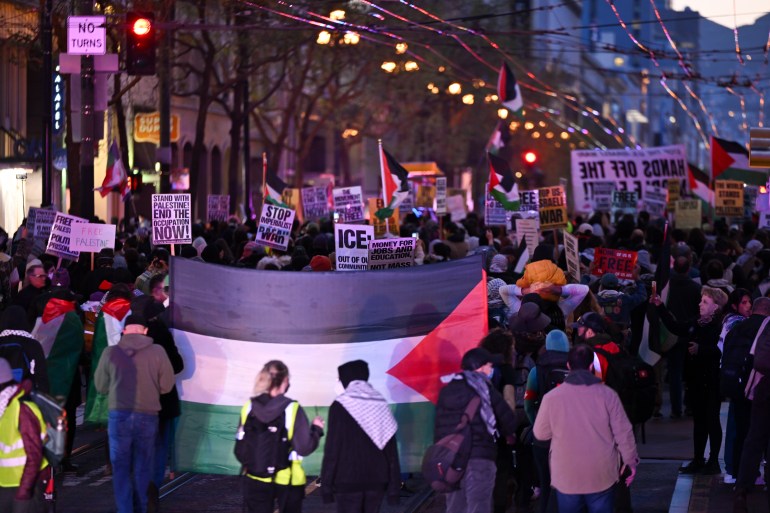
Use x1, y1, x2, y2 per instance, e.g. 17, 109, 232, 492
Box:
460, 371, 497, 438
0, 330, 35, 339
336, 381, 398, 450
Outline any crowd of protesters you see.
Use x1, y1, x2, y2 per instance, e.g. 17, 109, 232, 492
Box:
1, 206, 770, 513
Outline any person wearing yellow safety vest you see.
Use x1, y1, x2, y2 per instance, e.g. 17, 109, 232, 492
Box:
0, 357, 50, 513
239, 360, 324, 513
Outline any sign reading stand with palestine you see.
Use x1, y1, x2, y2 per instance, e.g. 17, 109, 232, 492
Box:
538, 185, 567, 229
335, 223, 374, 271
333, 186, 365, 223
368, 238, 416, 270
715, 180, 744, 218
256, 204, 295, 251
152, 194, 192, 245
206, 195, 230, 222
592, 248, 638, 280
46, 212, 87, 260
70, 223, 116, 252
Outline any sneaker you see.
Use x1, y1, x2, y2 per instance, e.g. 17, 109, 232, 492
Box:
724, 474, 736, 484
680, 460, 705, 474
701, 460, 722, 475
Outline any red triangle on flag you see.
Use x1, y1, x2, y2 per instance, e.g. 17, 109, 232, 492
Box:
711, 136, 736, 179
386, 277, 488, 404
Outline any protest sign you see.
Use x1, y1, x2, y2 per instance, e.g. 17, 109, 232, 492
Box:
514, 218, 540, 253
715, 180, 744, 218
206, 194, 230, 222
674, 199, 701, 230
760, 211, 770, 230
333, 186, 365, 223
398, 182, 415, 215
571, 145, 687, 212
538, 185, 567, 229
592, 248, 638, 280
485, 183, 511, 226
255, 204, 295, 251
756, 185, 770, 213
592, 182, 615, 211
367, 198, 399, 238
46, 212, 86, 260
152, 194, 192, 245
643, 185, 667, 217
447, 195, 467, 221
335, 223, 374, 271
301, 186, 330, 221
435, 177, 447, 215
33, 208, 57, 242
368, 237, 416, 270
667, 179, 681, 209
70, 223, 116, 252
612, 190, 639, 217
519, 189, 539, 214
563, 230, 580, 282
744, 186, 758, 219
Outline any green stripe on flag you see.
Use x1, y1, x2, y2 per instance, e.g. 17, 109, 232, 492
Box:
719, 168, 768, 186
174, 400, 436, 475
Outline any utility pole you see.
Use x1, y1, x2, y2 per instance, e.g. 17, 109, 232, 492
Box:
79, 0, 95, 218
41, 0, 53, 207
158, 4, 173, 194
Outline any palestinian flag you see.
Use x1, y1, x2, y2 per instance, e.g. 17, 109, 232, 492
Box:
688, 163, 714, 206
31, 297, 84, 399
95, 141, 128, 197
498, 62, 523, 113
84, 296, 132, 424
264, 171, 289, 208
375, 144, 411, 220
486, 119, 511, 155
712, 136, 768, 185
168, 255, 487, 474
488, 152, 520, 211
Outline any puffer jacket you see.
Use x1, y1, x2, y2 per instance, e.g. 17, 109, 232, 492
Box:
516, 260, 567, 302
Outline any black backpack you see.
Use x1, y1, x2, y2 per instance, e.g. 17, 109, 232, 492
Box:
593, 346, 656, 425
234, 400, 293, 478
535, 351, 570, 407
0, 341, 31, 383
422, 396, 480, 493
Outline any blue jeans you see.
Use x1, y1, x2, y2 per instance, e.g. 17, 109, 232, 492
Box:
108, 410, 159, 513
446, 458, 497, 513
555, 486, 614, 513
153, 417, 178, 487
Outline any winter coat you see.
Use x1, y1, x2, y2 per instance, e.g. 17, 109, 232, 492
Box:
657, 304, 722, 386
516, 260, 567, 301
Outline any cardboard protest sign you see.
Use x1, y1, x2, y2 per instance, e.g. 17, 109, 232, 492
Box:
485, 183, 511, 226
675, 199, 701, 230
368, 237, 416, 270
367, 198, 399, 238
46, 213, 86, 260
667, 179, 681, 209
715, 180, 744, 218
435, 177, 447, 215
519, 189, 539, 213
255, 204, 295, 251
592, 248, 638, 280
70, 223, 116, 252
592, 182, 615, 212
333, 186, 365, 223
643, 185, 667, 217
301, 186, 330, 221
447, 195, 466, 221
514, 218, 540, 253
538, 185, 567, 229
206, 194, 230, 222
152, 194, 192, 245
33, 208, 57, 242
571, 144, 687, 212
563, 230, 580, 282
612, 190, 638, 217
334, 223, 374, 271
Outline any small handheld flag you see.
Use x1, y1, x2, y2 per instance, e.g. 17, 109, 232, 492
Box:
376, 142, 411, 220
498, 62, 523, 113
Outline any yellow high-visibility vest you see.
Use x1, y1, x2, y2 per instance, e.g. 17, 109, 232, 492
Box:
0, 393, 48, 487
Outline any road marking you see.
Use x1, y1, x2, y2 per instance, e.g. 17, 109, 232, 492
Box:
88, 476, 113, 487
62, 466, 107, 487
669, 472, 693, 513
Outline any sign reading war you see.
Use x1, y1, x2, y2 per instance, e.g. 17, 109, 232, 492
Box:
592, 248, 638, 280
256, 204, 295, 252
152, 194, 192, 245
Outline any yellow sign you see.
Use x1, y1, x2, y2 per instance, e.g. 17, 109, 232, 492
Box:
134, 112, 181, 144
538, 185, 568, 229
675, 199, 701, 230
715, 180, 744, 217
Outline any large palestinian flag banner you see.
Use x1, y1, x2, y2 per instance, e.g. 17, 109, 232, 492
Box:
169, 256, 487, 474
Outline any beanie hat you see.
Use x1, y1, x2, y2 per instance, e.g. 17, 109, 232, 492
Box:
310, 255, 332, 272
338, 360, 370, 388
51, 268, 70, 288
0, 358, 13, 383
545, 330, 570, 352
600, 273, 619, 290
124, 314, 147, 328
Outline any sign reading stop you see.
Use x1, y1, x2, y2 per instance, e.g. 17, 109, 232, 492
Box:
67, 16, 106, 55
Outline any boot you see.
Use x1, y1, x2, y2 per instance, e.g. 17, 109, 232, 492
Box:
733, 488, 748, 513
701, 459, 722, 475
680, 459, 705, 474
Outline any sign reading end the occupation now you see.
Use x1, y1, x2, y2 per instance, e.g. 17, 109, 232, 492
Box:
152, 194, 192, 245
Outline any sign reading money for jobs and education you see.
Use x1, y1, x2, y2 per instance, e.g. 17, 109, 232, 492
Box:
368, 237, 416, 270
335, 223, 374, 272
571, 144, 687, 212
675, 199, 702, 230
152, 194, 192, 245
332, 186, 365, 223
301, 186, 330, 221
207, 194, 230, 222
715, 180, 744, 218
256, 204, 295, 251
70, 223, 116, 252
592, 248, 638, 280
612, 190, 639, 216
46, 212, 86, 260
538, 185, 567, 229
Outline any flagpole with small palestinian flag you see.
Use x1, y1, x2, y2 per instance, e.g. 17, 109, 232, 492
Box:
376, 140, 411, 228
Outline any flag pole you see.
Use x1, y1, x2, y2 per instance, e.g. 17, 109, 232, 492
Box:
378, 139, 390, 236
261, 152, 267, 212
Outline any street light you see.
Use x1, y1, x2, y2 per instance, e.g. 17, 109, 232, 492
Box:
447, 82, 461, 95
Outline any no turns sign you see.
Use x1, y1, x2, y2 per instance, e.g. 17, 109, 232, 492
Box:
67, 16, 106, 55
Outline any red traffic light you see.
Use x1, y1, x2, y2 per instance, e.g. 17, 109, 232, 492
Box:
132, 17, 152, 36
523, 151, 537, 164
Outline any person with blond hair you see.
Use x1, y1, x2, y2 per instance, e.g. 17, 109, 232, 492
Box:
651, 285, 728, 475
238, 360, 324, 513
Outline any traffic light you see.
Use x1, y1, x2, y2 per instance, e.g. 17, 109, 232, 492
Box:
523, 150, 538, 165
126, 12, 156, 76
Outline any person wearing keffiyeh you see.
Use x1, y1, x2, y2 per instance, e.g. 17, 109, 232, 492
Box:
433, 348, 518, 513
320, 360, 401, 513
